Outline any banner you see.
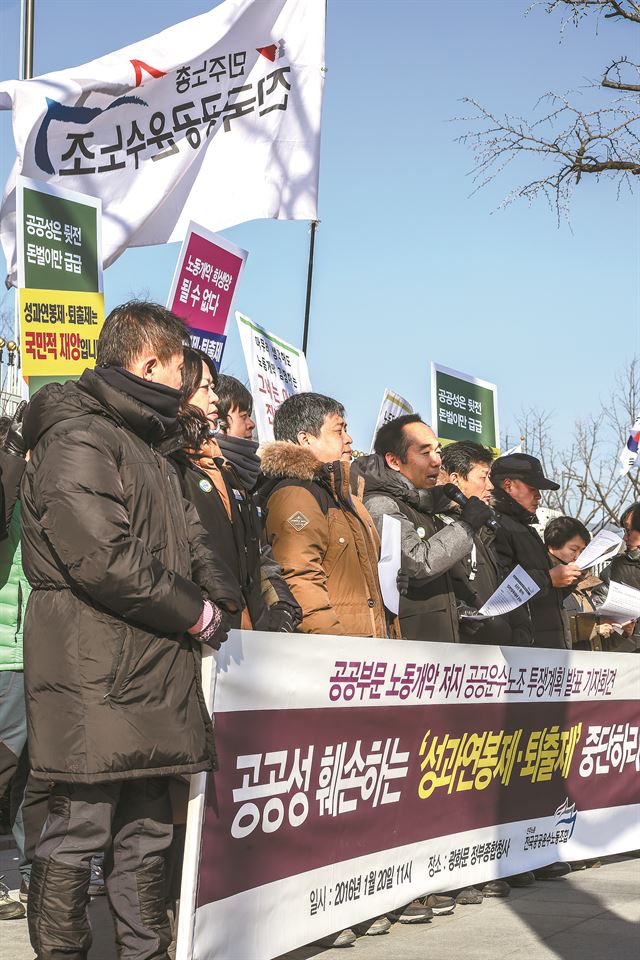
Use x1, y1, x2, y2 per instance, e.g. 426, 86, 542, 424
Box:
0, 0, 325, 280
166, 222, 247, 335
16, 177, 104, 379
19, 289, 104, 376
236, 310, 312, 441
178, 632, 640, 960
370, 388, 414, 453
431, 362, 499, 452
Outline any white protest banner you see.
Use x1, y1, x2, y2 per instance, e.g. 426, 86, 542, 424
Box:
576, 531, 623, 572
177, 630, 640, 960
462, 564, 540, 619
431, 362, 500, 452
370, 389, 414, 453
236, 310, 312, 441
0, 0, 325, 280
378, 514, 402, 616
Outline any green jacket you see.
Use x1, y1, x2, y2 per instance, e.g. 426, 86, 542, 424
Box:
0, 504, 29, 670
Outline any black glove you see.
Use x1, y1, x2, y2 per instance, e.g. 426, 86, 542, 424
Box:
4, 402, 27, 459
192, 604, 232, 650
460, 496, 493, 532
396, 570, 410, 596
268, 601, 301, 633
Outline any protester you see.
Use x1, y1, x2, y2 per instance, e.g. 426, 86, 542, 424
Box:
440, 440, 532, 646
0, 406, 29, 921
169, 353, 301, 631
257, 392, 400, 945
595, 503, 640, 652
353, 415, 493, 644
19, 302, 242, 960
491, 454, 581, 649
215, 373, 256, 439
258, 392, 395, 640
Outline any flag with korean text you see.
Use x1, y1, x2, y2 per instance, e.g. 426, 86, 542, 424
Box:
0, 0, 325, 282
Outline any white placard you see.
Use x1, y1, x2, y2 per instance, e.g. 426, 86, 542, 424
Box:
378, 514, 402, 616
236, 311, 312, 442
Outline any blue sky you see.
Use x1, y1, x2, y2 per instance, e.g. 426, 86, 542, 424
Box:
0, 0, 638, 451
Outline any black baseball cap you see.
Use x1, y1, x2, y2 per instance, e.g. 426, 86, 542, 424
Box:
490, 453, 560, 491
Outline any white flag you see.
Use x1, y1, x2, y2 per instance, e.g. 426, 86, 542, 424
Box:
370, 389, 414, 453
0, 0, 325, 281
502, 442, 523, 456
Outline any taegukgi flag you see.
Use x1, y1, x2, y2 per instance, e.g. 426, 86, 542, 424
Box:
0, 0, 325, 283
619, 417, 640, 477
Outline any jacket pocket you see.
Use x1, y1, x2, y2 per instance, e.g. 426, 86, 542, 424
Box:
104, 627, 133, 701
323, 514, 350, 574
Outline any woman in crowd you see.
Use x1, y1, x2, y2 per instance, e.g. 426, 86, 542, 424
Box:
169, 348, 301, 632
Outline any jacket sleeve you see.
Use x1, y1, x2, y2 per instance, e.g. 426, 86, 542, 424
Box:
182, 498, 243, 612
259, 542, 302, 613
364, 493, 474, 583
33, 430, 203, 634
265, 486, 345, 635
0, 450, 26, 540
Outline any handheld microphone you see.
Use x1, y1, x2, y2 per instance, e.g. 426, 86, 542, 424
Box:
441, 482, 499, 532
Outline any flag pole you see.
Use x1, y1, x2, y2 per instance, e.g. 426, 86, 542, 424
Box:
15, 0, 34, 383
20, 0, 35, 81
302, 220, 318, 355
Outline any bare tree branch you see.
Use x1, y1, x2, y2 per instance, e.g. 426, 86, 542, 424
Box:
503, 358, 640, 526
460, 1, 640, 215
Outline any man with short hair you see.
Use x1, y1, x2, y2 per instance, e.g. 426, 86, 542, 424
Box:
440, 440, 532, 646
215, 374, 256, 439
354, 415, 493, 643
20, 301, 241, 960
258, 392, 393, 639
491, 453, 581, 648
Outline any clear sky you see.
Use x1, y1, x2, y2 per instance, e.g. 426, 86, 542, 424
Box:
0, 0, 638, 451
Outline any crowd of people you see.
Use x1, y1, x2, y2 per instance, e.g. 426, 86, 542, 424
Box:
0, 301, 637, 958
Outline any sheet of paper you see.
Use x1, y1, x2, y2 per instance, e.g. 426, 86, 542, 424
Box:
461, 565, 540, 619
598, 580, 640, 621
378, 514, 402, 616
576, 530, 623, 571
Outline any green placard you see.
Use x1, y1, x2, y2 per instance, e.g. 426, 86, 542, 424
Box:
22, 187, 99, 292
433, 367, 498, 449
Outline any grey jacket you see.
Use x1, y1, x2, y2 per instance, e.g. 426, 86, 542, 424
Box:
352, 455, 474, 642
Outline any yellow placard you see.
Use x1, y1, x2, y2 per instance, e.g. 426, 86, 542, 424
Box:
20, 288, 105, 376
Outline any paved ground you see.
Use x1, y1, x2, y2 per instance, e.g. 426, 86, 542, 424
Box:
1, 837, 638, 960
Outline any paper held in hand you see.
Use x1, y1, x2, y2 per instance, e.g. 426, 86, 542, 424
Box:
378, 514, 402, 617
597, 580, 640, 623
461, 565, 540, 619
575, 530, 623, 571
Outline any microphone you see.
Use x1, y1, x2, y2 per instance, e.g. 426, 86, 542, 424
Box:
441, 482, 499, 532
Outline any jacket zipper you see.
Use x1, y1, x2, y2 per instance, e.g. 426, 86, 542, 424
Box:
15, 582, 23, 639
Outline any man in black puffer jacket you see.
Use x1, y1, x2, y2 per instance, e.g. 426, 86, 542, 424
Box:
490, 454, 581, 649
20, 302, 241, 960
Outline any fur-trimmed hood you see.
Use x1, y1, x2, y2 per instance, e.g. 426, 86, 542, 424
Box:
259, 441, 325, 482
